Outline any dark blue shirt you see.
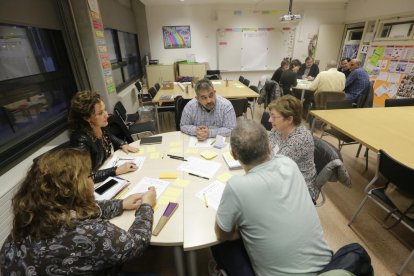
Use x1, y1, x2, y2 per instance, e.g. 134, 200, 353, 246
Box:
345, 67, 370, 100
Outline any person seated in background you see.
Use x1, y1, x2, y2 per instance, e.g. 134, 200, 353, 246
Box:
309, 60, 346, 96
180, 78, 236, 141
344, 59, 370, 102
0, 148, 156, 275
211, 120, 332, 276
338, 57, 351, 78
298, 56, 320, 80
267, 95, 318, 200
279, 59, 301, 95
69, 90, 138, 183
271, 59, 289, 84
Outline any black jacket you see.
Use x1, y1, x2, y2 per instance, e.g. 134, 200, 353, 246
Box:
298, 64, 319, 79
70, 129, 125, 183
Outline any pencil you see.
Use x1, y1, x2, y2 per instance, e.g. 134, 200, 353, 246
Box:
203, 193, 209, 208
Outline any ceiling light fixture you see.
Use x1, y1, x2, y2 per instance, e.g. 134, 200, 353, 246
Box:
280, 0, 301, 22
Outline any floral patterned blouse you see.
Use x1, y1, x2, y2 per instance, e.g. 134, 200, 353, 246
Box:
268, 125, 318, 200
0, 200, 153, 275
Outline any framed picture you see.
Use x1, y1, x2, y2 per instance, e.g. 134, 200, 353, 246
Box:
162, 26, 191, 49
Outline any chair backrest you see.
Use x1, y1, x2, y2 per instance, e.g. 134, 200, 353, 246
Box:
229, 98, 248, 117
135, 81, 142, 92
378, 150, 414, 197
260, 111, 272, 131
356, 82, 374, 108
257, 80, 282, 108
238, 76, 244, 82
206, 74, 220, 80
314, 92, 346, 110
154, 83, 161, 91
242, 78, 250, 86
148, 87, 157, 99
326, 99, 354, 110
114, 101, 127, 122
313, 136, 342, 174
106, 113, 133, 143
174, 96, 191, 131
249, 85, 259, 94
384, 98, 414, 107
207, 70, 220, 75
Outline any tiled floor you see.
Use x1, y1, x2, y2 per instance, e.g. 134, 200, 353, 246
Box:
123, 104, 413, 276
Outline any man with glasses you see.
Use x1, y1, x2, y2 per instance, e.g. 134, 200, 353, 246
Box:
180, 78, 236, 141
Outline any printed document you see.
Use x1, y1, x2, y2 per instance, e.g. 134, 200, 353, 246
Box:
123, 177, 169, 199
196, 180, 226, 210
177, 156, 221, 179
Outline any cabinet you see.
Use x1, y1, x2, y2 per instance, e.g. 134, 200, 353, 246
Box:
146, 64, 175, 88
178, 63, 207, 80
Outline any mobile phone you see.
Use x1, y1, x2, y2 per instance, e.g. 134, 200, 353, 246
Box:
95, 179, 118, 195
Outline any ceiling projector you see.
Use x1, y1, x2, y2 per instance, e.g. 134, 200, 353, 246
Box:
280, 14, 301, 22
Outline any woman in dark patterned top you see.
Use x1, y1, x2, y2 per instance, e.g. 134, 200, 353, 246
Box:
0, 148, 156, 275
69, 90, 139, 183
267, 95, 318, 201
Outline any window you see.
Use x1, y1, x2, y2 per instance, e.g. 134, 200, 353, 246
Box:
375, 17, 414, 41
0, 23, 77, 173
104, 28, 142, 92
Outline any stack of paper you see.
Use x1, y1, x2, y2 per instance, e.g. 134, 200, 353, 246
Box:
195, 180, 226, 210
222, 152, 242, 170
177, 156, 221, 179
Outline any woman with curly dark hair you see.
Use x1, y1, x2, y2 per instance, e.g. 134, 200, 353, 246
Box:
69, 90, 139, 183
0, 148, 156, 275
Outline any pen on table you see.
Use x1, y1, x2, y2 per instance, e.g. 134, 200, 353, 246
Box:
169, 156, 188, 161
115, 187, 129, 199
203, 193, 209, 208
189, 173, 209, 180
210, 139, 216, 145
114, 176, 127, 181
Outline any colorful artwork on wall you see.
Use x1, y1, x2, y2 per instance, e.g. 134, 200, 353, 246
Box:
162, 26, 191, 49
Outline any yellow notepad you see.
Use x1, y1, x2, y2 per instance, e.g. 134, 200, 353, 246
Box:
200, 150, 218, 160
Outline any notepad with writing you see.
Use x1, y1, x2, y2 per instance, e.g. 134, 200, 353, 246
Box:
152, 202, 179, 236
222, 152, 242, 170
140, 136, 162, 145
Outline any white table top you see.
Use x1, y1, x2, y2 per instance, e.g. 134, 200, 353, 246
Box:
108, 131, 245, 249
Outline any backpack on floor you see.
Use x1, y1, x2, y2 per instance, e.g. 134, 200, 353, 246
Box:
318, 243, 374, 276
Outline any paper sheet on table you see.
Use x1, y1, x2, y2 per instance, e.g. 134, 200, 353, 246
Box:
177, 156, 221, 179
196, 180, 226, 210
123, 177, 169, 199
188, 136, 214, 148
104, 156, 146, 170
212, 81, 222, 85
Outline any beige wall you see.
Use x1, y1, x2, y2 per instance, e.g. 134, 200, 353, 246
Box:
345, 0, 414, 22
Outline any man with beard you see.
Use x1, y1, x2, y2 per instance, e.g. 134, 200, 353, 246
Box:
180, 78, 236, 141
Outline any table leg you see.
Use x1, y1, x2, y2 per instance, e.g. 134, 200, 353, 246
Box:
300, 89, 305, 102
155, 106, 160, 134
186, 250, 197, 276
173, 246, 186, 276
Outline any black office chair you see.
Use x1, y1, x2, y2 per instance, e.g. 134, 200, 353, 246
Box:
205, 70, 221, 80
355, 82, 374, 108
114, 101, 139, 124
238, 76, 244, 83
260, 111, 272, 131
348, 150, 414, 276
242, 78, 250, 87
107, 113, 155, 143
257, 80, 282, 109
229, 98, 248, 118
174, 96, 191, 131
385, 98, 414, 107
154, 83, 161, 92
313, 136, 351, 206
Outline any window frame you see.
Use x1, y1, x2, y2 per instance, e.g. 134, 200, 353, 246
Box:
374, 17, 414, 41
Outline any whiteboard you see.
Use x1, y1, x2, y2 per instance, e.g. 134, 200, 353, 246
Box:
217, 28, 294, 71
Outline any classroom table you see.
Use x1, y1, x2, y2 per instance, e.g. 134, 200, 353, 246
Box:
151, 80, 259, 133
108, 131, 245, 275
294, 79, 313, 101
309, 106, 414, 168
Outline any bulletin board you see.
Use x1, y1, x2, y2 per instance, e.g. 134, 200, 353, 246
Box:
364, 45, 414, 106
217, 27, 296, 71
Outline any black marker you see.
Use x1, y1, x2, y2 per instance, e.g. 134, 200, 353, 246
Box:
189, 173, 209, 180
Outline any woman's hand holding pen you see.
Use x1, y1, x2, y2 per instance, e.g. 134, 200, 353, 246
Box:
121, 144, 139, 154
116, 162, 138, 175
123, 193, 143, 210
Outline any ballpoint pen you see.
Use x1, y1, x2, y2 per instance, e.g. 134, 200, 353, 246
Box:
169, 156, 187, 161
189, 173, 209, 180
203, 193, 209, 208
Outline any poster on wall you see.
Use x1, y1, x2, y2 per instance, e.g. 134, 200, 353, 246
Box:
162, 26, 191, 49
364, 45, 414, 106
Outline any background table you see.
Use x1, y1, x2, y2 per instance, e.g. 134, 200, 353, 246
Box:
310, 106, 414, 168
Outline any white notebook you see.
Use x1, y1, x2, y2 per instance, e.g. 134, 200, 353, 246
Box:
222, 152, 242, 170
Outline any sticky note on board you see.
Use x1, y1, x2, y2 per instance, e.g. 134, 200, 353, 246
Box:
160, 173, 178, 179
173, 178, 190, 188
